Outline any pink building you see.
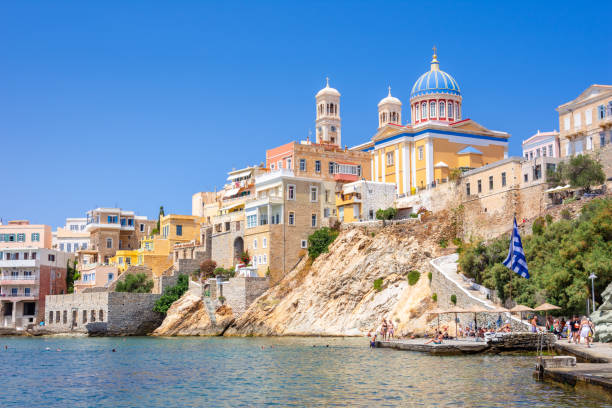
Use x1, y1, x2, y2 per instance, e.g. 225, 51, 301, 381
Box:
522, 130, 560, 160
0, 220, 52, 249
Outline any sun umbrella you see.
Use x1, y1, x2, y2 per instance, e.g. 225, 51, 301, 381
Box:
444, 306, 467, 339
466, 305, 490, 335
510, 304, 534, 323
427, 307, 446, 332
534, 303, 562, 328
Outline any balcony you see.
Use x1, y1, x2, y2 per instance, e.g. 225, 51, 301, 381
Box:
0, 290, 39, 300
0, 259, 37, 268
0, 275, 38, 285
245, 195, 284, 209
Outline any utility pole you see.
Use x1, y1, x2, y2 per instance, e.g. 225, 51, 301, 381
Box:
589, 273, 598, 315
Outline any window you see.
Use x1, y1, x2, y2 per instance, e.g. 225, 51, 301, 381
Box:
263, 254, 267, 264
418, 146, 424, 160
586, 136, 593, 150
11, 288, 18, 296
108, 273, 114, 282
48, 254, 55, 262
501, 172, 507, 187
270, 163, 275, 170
386, 152, 394, 166
466, 183, 471, 196
414, 104, 419, 121
140, 223, 145, 232
315, 160, 321, 173
63, 310, 67, 324
598, 105, 606, 120
564, 116, 570, 130
329, 161, 335, 174
574, 113, 581, 129
67, 243, 72, 252
489, 176, 493, 190
49, 311, 54, 324
534, 164, 542, 180
287, 158, 292, 169
524, 173, 529, 182
106, 238, 113, 249
428, 101, 435, 118
8, 234, 15, 242
118, 256, 124, 264
83, 310, 87, 324
477, 180, 482, 193
301, 240, 307, 249
542, 147, 547, 157
311, 214, 317, 228
421, 102, 427, 120
247, 214, 257, 229
601, 133, 607, 147
59, 243, 64, 251
17, 233, 25, 242
287, 184, 296, 200
439, 101, 445, 117
253, 239, 258, 249
536, 148, 540, 157
448, 101, 453, 119
325, 190, 330, 203
277, 160, 282, 169
586, 109, 592, 126
288, 212, 295, 225
456, 104, 460, 119
324, 208, 330, 217
310, 186, 318, 202
176, 225, 183, 236
31, 233, 40, 242
24, 288, 31, 296
107, 215, 118, 224
357, 165, 362, 176
299, 159, 306, 171
263, 238, 267, 248
91, 310, 96, 323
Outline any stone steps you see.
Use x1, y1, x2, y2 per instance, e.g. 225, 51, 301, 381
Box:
203, 297, 217, 325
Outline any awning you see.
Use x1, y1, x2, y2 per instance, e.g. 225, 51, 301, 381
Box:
544, 184, 571, 193
226, 170, 251, 181
223, 188, 240, 198
221, 201, 244, 212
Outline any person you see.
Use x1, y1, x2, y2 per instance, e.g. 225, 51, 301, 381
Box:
370, 333, 377, 348
579, 317, 593, 347
381, 319, 388, 341
442, 327, 449, 339
388, 321, 395, 340
564, 319, 571, 341
425, 331, 444, 345
571, 316, 581, 344
530, 316, 538, 333
496, 315, 503, 330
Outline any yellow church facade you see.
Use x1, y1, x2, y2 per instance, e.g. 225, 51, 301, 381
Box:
353, 51, 509, 194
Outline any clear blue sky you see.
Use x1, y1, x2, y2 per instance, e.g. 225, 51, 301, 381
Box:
1, 1, 610, 228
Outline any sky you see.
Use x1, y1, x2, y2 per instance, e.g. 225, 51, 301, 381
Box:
1, 1, 611, 228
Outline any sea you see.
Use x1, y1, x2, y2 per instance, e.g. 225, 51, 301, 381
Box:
0, 336, 609, 407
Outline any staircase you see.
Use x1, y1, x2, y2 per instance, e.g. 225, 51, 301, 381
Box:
203, 297, 217, 325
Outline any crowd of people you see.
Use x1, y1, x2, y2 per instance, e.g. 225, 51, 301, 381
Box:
546, 315, 595, 348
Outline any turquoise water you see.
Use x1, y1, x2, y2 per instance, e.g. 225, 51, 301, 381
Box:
0, 336, 609, 407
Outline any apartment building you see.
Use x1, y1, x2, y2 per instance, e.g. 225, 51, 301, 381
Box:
52, 217, 90, 253
244, 170, 324, 282
557, 85, 612, 157
336, 180, 396, 223
0, 220, 52, 249
0, 247, 71, 328
522, 130, 560, 160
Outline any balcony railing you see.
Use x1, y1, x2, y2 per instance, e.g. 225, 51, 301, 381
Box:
0, 275, 38, 281
0, 291, 39, 298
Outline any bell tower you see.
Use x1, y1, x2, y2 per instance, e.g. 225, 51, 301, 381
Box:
315, 78, 341, 146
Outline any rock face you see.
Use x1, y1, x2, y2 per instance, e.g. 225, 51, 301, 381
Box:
226, 217, 453, 337
592, 283, 612, 342
152, 293, 235, 336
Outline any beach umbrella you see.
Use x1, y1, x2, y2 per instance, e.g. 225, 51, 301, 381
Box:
534, 303, 562, 327
427, 307, 446, 332
510, 304, 533, 323
444, 306, 467, 339
466, 305, 489, 333
490, 306, 509, 329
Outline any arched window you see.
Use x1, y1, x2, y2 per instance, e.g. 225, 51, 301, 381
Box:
415, 104, 419, 121
439, 101, 445, 118
448, 101, 454, 119
430, 101, 436, 118
422, 102, 427, 120
456, 104, 460, 119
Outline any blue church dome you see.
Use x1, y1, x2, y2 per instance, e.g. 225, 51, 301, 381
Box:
410, 52, 461, 98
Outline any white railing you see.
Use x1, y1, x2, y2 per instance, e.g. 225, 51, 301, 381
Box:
0, 276, 38, 281
0, 291, 39, 298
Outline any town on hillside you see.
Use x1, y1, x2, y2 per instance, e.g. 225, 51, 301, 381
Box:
1, 52, 611, 338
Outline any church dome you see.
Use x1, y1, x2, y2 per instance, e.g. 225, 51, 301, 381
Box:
316, 78, 340, 98
378, 87, 402, 107
410, 52, 461, 99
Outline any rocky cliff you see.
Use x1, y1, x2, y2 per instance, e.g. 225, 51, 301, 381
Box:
592, 283, 612, 343
225, 215, 455, 337
152, 293, 235, 336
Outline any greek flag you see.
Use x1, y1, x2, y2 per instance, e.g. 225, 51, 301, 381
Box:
502, 217, 529, 279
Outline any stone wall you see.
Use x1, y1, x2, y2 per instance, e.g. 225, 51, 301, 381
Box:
221, 277, 269, 317
396, 182, 461, 214
44, 292, 162, 335
107, 265, 153, 292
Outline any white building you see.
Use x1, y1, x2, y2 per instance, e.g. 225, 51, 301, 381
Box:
52, 217, 90, 254
336, 180, 396, 222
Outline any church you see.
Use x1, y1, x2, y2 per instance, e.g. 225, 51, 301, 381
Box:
352, 49, 510, 195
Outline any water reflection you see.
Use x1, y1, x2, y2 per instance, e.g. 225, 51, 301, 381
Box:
0, 336, 609, 407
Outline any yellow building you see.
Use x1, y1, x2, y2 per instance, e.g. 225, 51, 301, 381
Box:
335, 180, 396, 223
109, 250, 138, 273
136, 214, 203, 277
353, 50, 509, 194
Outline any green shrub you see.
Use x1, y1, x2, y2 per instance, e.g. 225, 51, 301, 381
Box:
307, 227, 339, 259
373, 278, 383, 292
199, 259, 217, 279
545, 214, 553, 225
432, 293, 437, 302
371, 232, 375, 237
532, 217, 545, 235
439, 239, 448, 248
452, 237, 462, 246
407, 270, 420, 286
115, 273, 154, 293
561, 208, 571, 220
450, 294, 457, 305
428, 271, 432, 282
153, 274, 189, 314
410, 213, 419, 218
376, 207, 397, 220
218, 296, 226, 304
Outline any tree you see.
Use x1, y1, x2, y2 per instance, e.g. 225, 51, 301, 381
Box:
376, 207, 397, 221
115, 273, 154, 293
553, 154, 605, 191
448, 168, 463, 183
66, 259, 78, 294
153, 274, 189, 314
307, 227, 339, 259
154, 206, 165, 235
199, 259, 217, 279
